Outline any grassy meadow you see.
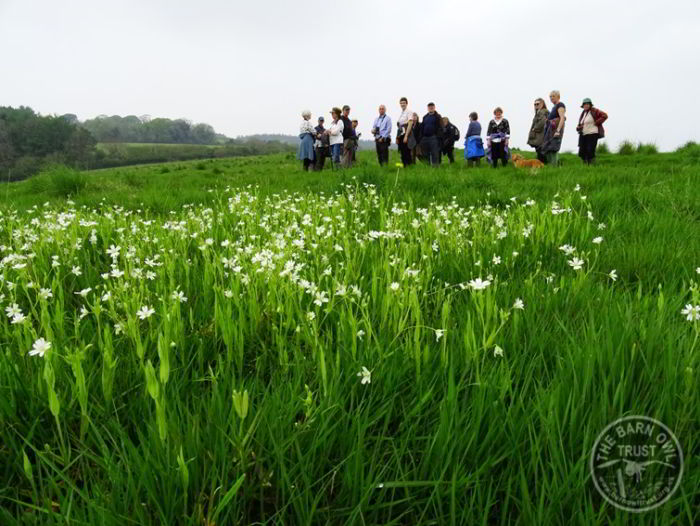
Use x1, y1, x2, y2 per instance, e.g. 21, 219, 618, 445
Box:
0, 149, 698, 525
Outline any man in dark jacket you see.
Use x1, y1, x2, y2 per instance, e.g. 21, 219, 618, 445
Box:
340, 105, 354, 168
314, 116, 330, 171
440, 117, 460, 164
420, 102, 443, 166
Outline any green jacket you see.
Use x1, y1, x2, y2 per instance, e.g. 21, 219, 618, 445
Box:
527, 108, 549, 147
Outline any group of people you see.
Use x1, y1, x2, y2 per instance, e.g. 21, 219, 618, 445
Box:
297, 91, 608, 171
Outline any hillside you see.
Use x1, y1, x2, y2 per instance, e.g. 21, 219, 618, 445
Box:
1, 150, 698, 524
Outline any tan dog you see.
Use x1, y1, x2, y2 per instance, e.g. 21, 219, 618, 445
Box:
511, 153, 544, 169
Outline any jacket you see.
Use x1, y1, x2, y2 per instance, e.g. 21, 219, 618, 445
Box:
527, 108, 548, 147
487, 118, 510, 137
341, 116, 353, 140
421, 112, 444, 138
577, 107, 608, 138
442, 123, 460, 148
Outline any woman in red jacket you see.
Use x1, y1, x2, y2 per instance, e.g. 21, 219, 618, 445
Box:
576, 98, 608, 165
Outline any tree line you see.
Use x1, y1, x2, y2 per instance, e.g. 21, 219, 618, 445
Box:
77, 114, 227, 145
0, 106, 96, 181
0, 106, 294, 181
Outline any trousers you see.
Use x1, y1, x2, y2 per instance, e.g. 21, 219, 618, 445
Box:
420, 135, 441, 166
397, 132, 413, 165
578, 133, 599, 164
375, 139, 390, 165
491, 142, 508, 168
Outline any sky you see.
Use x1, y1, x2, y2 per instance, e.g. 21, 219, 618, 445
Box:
2, 0, 699, 152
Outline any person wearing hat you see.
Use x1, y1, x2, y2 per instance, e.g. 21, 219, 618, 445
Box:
325, 107, 344, 167
420, 102, 444, 166
576, 98, 608, 165
314, 116, 330, 171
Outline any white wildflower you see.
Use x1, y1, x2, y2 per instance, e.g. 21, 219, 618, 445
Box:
5, 303, 21, 318
681, 304, 700, 322
559, 244, 576, 255
39, 288, 53, 300
357, 366, 371, 385
136, 305, 155, 320
11, 312, 27, 324
171, 290, 188, 303
29, 338, 51, 358
568, 257, 585, 270
468, 278, 491, 290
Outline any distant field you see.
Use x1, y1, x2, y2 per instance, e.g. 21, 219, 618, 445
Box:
1, 151, 698, 525
93, 141, 292, 169
96, 142, 225, 151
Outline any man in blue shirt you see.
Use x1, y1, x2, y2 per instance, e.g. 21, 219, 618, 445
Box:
421, 102, 443, 166
372, 105, 392, 166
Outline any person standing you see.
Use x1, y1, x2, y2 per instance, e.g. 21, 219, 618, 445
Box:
372, 105, 392, 166
340, 105, 354, 168
351, 119, 360, 164
527, 98, 549, 163
297, 110, 316, 171
420, 102, 443, 166
464, 112, 484, 167
396, 97, 414, 165
541, 90, 566, 165
314, 116, 329, 171
325, 107, 344, 167
441, 117, 460, 164
407, 112, 421, 163
486, 107, 510, 168
576, 98, 608, 164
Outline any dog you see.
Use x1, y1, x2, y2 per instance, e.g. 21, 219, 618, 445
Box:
511, 153, 544, 169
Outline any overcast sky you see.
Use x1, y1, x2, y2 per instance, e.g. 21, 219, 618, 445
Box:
2, 0, 699, 151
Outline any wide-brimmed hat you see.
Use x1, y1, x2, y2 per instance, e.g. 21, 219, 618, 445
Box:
581, 97, 593, 108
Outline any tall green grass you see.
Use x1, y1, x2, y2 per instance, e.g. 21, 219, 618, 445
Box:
0, 152, 698, 525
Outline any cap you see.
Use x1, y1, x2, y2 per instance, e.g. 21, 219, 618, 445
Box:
427, 102, 435, 106
318, 116, 324, 121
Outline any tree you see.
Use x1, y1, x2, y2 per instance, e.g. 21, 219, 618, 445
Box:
61, 113, 79, 124
0, 105, 98, 180
192, 123, 216, 144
